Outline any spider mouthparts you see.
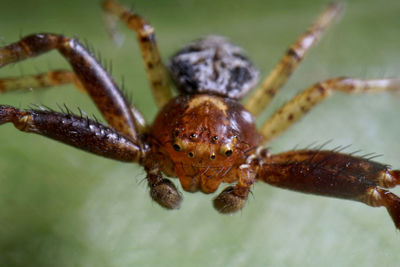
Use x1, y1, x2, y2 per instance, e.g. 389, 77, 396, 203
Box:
213, 186, 247, 214
150, 179, 182, 209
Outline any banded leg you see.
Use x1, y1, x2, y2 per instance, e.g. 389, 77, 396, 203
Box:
261, 77, 400, 144
245, 3, 343, 116
0, 70, 84, 93
0, 105, 143, 162
0, 33, 141, 141
103, 0, 172, 107
0, 70, 148, 133
258, 150, 400, 229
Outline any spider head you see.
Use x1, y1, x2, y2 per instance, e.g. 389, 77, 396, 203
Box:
168, 36, 260, 100
168, 131, 241, 193
151, 94, 261, 193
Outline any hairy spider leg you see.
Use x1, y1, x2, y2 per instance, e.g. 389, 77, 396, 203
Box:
0, 105, 143, 162
260, 77, 400, 143
0, 33, 141, 141
257, 150, 400, 229
245, 3, 342, 116
0, 70, 148, 133
103, 0, 172, 108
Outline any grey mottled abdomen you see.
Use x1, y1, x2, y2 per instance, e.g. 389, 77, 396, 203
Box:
168, 36, 259, 99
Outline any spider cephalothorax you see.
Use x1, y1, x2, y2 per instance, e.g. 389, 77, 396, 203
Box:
1, 1, 400, 229
151, 94, 260, 193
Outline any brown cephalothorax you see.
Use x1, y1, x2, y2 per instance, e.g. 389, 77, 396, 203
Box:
1, 1, 400, 229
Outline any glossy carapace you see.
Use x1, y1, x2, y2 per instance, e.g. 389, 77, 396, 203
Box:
151, 94, 261, 193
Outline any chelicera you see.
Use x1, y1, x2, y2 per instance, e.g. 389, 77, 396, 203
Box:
1, 1, 400, 228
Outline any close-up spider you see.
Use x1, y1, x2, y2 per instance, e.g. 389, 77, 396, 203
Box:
0, 0, 399, 266
1, 0, 400, 226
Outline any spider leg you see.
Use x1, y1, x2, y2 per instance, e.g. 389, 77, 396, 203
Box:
0, 70, 84, 93
0, 33, 142, 141
260, 77, 400, 144
0, 70, 148, 133
0, 105, 144, 162
102, 0, 172, 108
257, 149, 400, 229
245, 3, 343, 116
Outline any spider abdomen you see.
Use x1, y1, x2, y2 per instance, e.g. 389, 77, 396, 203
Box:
168, 36, 259, 100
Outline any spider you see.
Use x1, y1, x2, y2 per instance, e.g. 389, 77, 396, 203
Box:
1, 1, 400, 229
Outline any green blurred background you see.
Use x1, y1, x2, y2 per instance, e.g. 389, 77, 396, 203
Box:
1, 0, 400, 266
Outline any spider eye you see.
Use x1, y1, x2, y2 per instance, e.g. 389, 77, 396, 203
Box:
188, 152, 194, 158
210, 154, 216, 160
172, 137, 187, 152
220, 144, 234, 157
225, 150, 233, 157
